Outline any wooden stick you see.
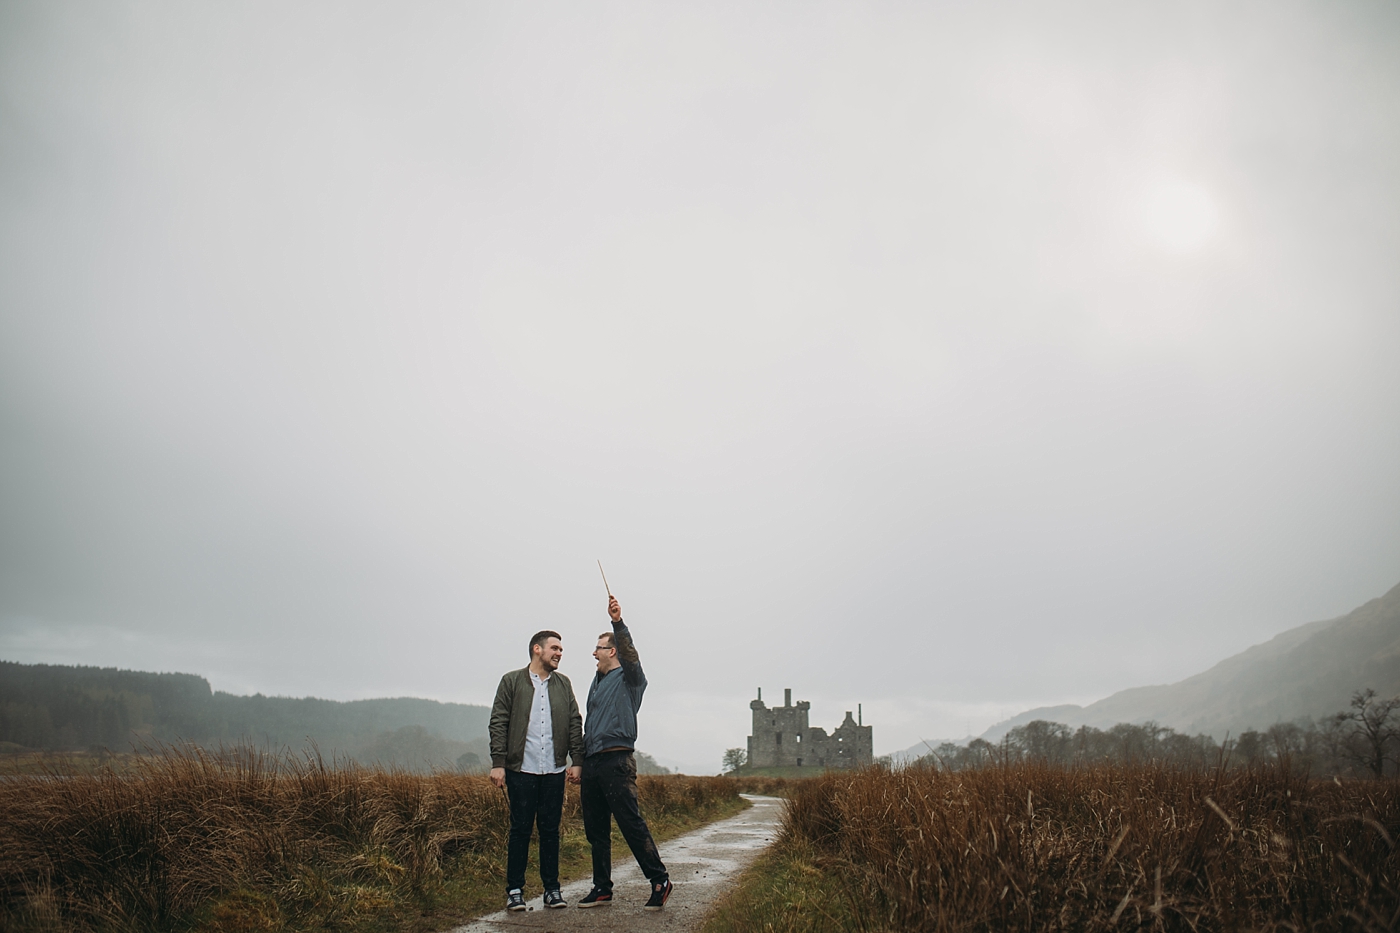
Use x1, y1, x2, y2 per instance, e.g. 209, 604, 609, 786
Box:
597, 560, 612, 597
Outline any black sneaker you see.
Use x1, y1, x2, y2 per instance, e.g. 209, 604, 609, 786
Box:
644, 879, 672, 911
543, 889, 567, 909
506, 889, 526, 911
577, 886, 612, 908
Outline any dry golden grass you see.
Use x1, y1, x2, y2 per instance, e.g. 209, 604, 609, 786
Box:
725, 774, 804, 797
0, 747, 139, 775
705, 760, 1400, 932
0, 744, 742, 932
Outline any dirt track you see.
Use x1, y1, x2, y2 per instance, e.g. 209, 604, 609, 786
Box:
447, 794, 783, 933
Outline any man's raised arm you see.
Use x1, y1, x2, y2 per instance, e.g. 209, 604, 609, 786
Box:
608, 595, 645, 686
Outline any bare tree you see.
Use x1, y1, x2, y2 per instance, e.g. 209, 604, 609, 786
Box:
1235, 730, 1266, 766
1333, 688, 1400, 778
722, 747, 747, 773
1005, 720, 1073, 763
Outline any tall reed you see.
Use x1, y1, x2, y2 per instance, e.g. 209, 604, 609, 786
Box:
0, 744, 737, 932
766, 761, 1398, 931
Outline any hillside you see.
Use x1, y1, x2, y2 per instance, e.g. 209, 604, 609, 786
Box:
0, 661, 489, 770
983, 580, 1400, 741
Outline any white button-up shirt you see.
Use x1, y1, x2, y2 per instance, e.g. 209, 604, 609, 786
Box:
521, 670, 565, 775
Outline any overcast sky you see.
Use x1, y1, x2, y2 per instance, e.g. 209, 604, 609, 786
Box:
2, 1, 1398, 774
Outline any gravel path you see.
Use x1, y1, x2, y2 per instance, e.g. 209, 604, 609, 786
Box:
447, 794, 784, 933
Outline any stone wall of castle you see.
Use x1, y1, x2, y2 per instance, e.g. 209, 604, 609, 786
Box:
747, 687, 873, 770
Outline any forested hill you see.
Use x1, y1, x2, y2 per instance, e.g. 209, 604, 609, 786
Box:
0, 661, 490, 764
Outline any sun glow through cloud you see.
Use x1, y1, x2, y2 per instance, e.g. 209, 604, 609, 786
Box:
2, 0, 1399, 771
1139, 178, 1221, 253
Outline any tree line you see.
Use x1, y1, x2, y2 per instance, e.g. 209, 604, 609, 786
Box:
922, 688, 1400, 777
0, 660, 489, 771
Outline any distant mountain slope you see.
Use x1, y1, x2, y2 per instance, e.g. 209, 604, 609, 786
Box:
983, 580, 1400, 742
0, 661, 489, 767
888, 736, 970, 765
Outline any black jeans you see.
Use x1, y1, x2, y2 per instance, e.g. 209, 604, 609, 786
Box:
581, 750, 668, 889
504, 769, 567, 892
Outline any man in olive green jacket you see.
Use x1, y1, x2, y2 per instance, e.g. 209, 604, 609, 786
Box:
489, 630, 585, 911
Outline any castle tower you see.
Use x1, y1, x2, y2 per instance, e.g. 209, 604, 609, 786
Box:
746, 689, 870, 770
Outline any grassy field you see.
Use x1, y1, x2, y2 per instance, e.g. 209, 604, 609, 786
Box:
0, 746, 140, 775
725, 774, 805, 796
703, 760, 1400, 932
730, 766, 831, 780
0, 745, 745, 932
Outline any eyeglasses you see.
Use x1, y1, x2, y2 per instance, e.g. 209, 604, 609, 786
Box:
593, 645, 614, 653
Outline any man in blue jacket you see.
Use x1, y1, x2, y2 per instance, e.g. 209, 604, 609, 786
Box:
576, 595, 672, 910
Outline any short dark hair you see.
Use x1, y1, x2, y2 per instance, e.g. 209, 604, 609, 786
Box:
529, 630, 562, 657
597, 632, 615, 650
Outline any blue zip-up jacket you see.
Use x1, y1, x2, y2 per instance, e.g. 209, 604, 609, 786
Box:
584, 616, 647, 757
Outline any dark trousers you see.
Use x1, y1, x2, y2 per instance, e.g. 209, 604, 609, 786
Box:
580, 750, 668, 889
504, 769, 566, 892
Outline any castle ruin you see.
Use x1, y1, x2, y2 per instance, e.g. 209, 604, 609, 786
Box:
747, 687, 873, 770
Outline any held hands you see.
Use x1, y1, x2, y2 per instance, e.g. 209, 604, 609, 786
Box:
608, 596, 622, 621
491, 766, 580, 786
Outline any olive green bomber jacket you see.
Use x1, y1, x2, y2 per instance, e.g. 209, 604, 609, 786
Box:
489, 667, 585, 771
